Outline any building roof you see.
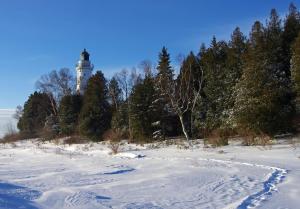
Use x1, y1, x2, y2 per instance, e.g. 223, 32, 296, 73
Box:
80, 48, 90, 61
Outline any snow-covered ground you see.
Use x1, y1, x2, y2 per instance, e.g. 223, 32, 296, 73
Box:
0, 139, 299, 209
0, 109, 17, 138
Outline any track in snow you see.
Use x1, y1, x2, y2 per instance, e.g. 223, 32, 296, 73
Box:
146, 156, 287, 209
198, 158, 288, 209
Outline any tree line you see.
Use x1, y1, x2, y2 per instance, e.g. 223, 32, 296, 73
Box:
16, 3, 300, 145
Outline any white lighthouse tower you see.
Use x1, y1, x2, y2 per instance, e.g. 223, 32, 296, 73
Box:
76, 49, 94, 94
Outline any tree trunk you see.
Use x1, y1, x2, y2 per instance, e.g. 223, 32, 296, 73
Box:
179, 115, 191, 145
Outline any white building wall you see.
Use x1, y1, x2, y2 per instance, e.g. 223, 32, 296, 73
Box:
76, 60, 93, 94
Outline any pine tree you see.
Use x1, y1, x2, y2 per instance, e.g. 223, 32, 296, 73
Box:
58, 94, 82, 135
79, 71, 112, 140
18, 92, 53, 137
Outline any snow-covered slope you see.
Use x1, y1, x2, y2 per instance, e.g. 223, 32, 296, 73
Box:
0, 109, 17, 138
0, 140, 299, 209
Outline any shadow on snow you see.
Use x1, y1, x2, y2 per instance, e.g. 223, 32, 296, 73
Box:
0, 182, 41, 209
103, 168, 135, 175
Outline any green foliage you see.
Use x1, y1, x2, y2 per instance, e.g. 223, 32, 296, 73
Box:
282, 3, 300, 77
108, 77, 122, 112
58, 94, 82, 135
157, 46, 174, 90
79, 71, 112, 141
177, 52, 202, 138
18, 3, 300, 143
111, 101, 129, 137
18, 92, 53, 137
234, 15, 294, 136
129, 75, 158, 142
155, 47, 178, 138
201, 37, 229, 131
291, 32, 300, 113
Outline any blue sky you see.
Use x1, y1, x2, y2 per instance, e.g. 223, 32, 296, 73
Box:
0, 0, 299, 108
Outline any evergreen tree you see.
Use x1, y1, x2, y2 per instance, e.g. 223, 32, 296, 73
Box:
156, 47, 176, 138
79, 71, 112, 140
224, 27, 248, 126
266, 9, 294, 133
202, 37, 229, 131
291, 32, 300, 113
227, 27, 247, 88
177, 52, 202, 138
234, 19, 293, 136
58, 94, 82, 135
157, 47, 174, 90
282, 3, 300, 77
108, 77, 122, 112
129, 75, 158, 142
18, 92, 53, 137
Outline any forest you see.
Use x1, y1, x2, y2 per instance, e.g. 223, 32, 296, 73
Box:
10, 3, 300, 146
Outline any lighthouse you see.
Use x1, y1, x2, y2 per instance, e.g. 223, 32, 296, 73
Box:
76, 49, 94, 94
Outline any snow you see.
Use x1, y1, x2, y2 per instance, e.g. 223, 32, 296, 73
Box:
0, 109, 17, 138
0, 139, 299, 209
114, 152, 145, 159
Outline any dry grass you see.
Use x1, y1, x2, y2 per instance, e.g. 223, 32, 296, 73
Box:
289, 137, 300, 149
0, 123, 22, 144
0, 133, 22, 144
108, 141, 120, 155
63, 136, 88, 145
242, 134, 272, 147
205, 129, 229, 147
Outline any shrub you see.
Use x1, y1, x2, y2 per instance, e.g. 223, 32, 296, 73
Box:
64, 135, 88, 145
242, 134, 272, 146
103, 129, 123, 154
205, 129, 229, 147
0, 133, 22, 144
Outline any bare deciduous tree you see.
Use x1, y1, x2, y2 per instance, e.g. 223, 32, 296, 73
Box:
13, 105, 23, 120
114, 68, 141, 138
115, 68, 141, 101
36, 68, 75, 115
139, 60, 153, 77
159, 60, 203, 144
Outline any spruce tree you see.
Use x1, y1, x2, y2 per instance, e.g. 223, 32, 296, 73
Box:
129, 75, 158, 142
155, 47, 175, 138
157, 47, 173, 90
58, 94, 82, 135
79, 71, 111, 140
